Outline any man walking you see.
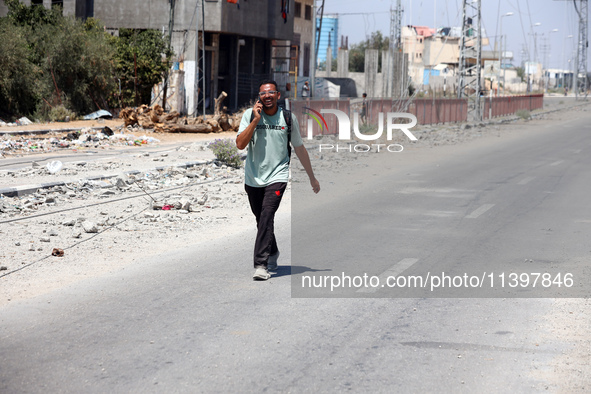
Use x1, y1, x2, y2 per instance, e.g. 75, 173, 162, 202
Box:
236, 81, 320, 280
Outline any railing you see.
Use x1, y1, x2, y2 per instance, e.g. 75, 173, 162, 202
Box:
482, 94, 544, 119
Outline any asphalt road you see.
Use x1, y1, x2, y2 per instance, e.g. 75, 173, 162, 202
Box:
1, 110, 590, 392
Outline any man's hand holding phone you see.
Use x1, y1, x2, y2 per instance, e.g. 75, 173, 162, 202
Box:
253, 99, 263, 121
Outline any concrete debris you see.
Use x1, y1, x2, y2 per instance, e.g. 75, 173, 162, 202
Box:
82, 221, 99, 233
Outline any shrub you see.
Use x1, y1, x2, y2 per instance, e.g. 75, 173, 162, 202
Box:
515, 109, 531, 120
48, 104, 76, 122
208, 139, 242, 168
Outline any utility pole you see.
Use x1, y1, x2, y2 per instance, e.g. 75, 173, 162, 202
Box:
458, 0, 482, 121
162, 0, 176, 111
386, 0, 403, 98
314, 0, 325, 70
311, 1, 317, 97
575, 0, 588, 99
193, 0, 206, 118
556, 0, 588, 99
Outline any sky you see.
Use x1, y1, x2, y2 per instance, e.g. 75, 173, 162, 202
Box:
320, 0, 582, 70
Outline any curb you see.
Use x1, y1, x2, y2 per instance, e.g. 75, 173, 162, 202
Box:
0, 159, 214, 198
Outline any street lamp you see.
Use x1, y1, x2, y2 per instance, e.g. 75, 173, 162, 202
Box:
528, 22, 541, 92
544, 28, 559, 92
499, 12, 513, 95
533, 22, 542, 63
563, 35, 574, 91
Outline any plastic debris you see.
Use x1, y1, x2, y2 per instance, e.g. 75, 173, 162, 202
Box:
83, 110, 113, 120
46, 161, 63, 174
17, 117, 33, 125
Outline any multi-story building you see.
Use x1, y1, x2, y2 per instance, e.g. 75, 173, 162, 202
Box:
293, 0, 313, 77
316, 14, 338, 66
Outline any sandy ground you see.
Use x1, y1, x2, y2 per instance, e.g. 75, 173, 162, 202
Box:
1, 101, 590, 389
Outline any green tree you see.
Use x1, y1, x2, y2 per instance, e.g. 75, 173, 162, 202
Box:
1, 0, 172, 119
33, 16, 116, 115
110, 29, 173, 108
516, 66, 525, 83
348, 31, 390, 72
4, 0, 61, 27
0, 20, 42, 117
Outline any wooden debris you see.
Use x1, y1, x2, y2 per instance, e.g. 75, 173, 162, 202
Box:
118, 103, 246, 133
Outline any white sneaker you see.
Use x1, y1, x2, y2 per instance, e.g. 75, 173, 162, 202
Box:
267, 251, 280, 271
253, 267, 271, 281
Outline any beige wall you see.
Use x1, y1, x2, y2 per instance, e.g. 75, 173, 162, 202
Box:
423, 37, 460, 67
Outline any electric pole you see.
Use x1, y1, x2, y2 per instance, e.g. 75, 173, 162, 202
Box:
458, 0, 482, 121
574, 0, 588, 99
162, 0, 176, 111
555, 0, 588, 99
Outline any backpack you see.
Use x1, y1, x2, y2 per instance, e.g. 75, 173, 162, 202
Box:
250, 107, 292, 161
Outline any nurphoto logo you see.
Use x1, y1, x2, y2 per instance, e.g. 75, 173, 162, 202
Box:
303, 108, 418, 153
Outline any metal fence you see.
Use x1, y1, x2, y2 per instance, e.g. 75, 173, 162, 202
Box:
482, 94, 544, 119
410, 98, 467, 125
289, 95, 544, 137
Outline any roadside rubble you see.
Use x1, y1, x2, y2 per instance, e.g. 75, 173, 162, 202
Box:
0, 156, 247, 274
0, 126, 161, 156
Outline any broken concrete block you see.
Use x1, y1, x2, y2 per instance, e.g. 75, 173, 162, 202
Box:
82, 221, 98, 233
181, 199, 191, 211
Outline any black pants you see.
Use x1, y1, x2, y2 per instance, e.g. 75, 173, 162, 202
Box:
245, 182, 287, 268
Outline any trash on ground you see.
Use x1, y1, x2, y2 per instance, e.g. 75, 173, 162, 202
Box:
51, 248, 65, 257
83, 110, 113, 120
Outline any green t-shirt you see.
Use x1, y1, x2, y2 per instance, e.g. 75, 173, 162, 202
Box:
238, 108, 303, 187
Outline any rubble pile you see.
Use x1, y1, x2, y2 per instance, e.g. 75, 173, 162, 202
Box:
119, 104, 244, 134
0, 159, 248, 274
0, 127, 160, 157
0, 162, 241, 216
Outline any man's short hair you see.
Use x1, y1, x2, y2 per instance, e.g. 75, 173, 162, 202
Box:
259, 80, 279, 91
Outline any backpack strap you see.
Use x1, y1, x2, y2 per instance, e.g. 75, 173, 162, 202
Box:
281, 107, 292, 161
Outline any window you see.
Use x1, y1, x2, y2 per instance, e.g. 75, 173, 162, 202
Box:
305, 4, 312, 20
294, 2, 302, 18
52, 0, 63, 8
32, 0, 43, 5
